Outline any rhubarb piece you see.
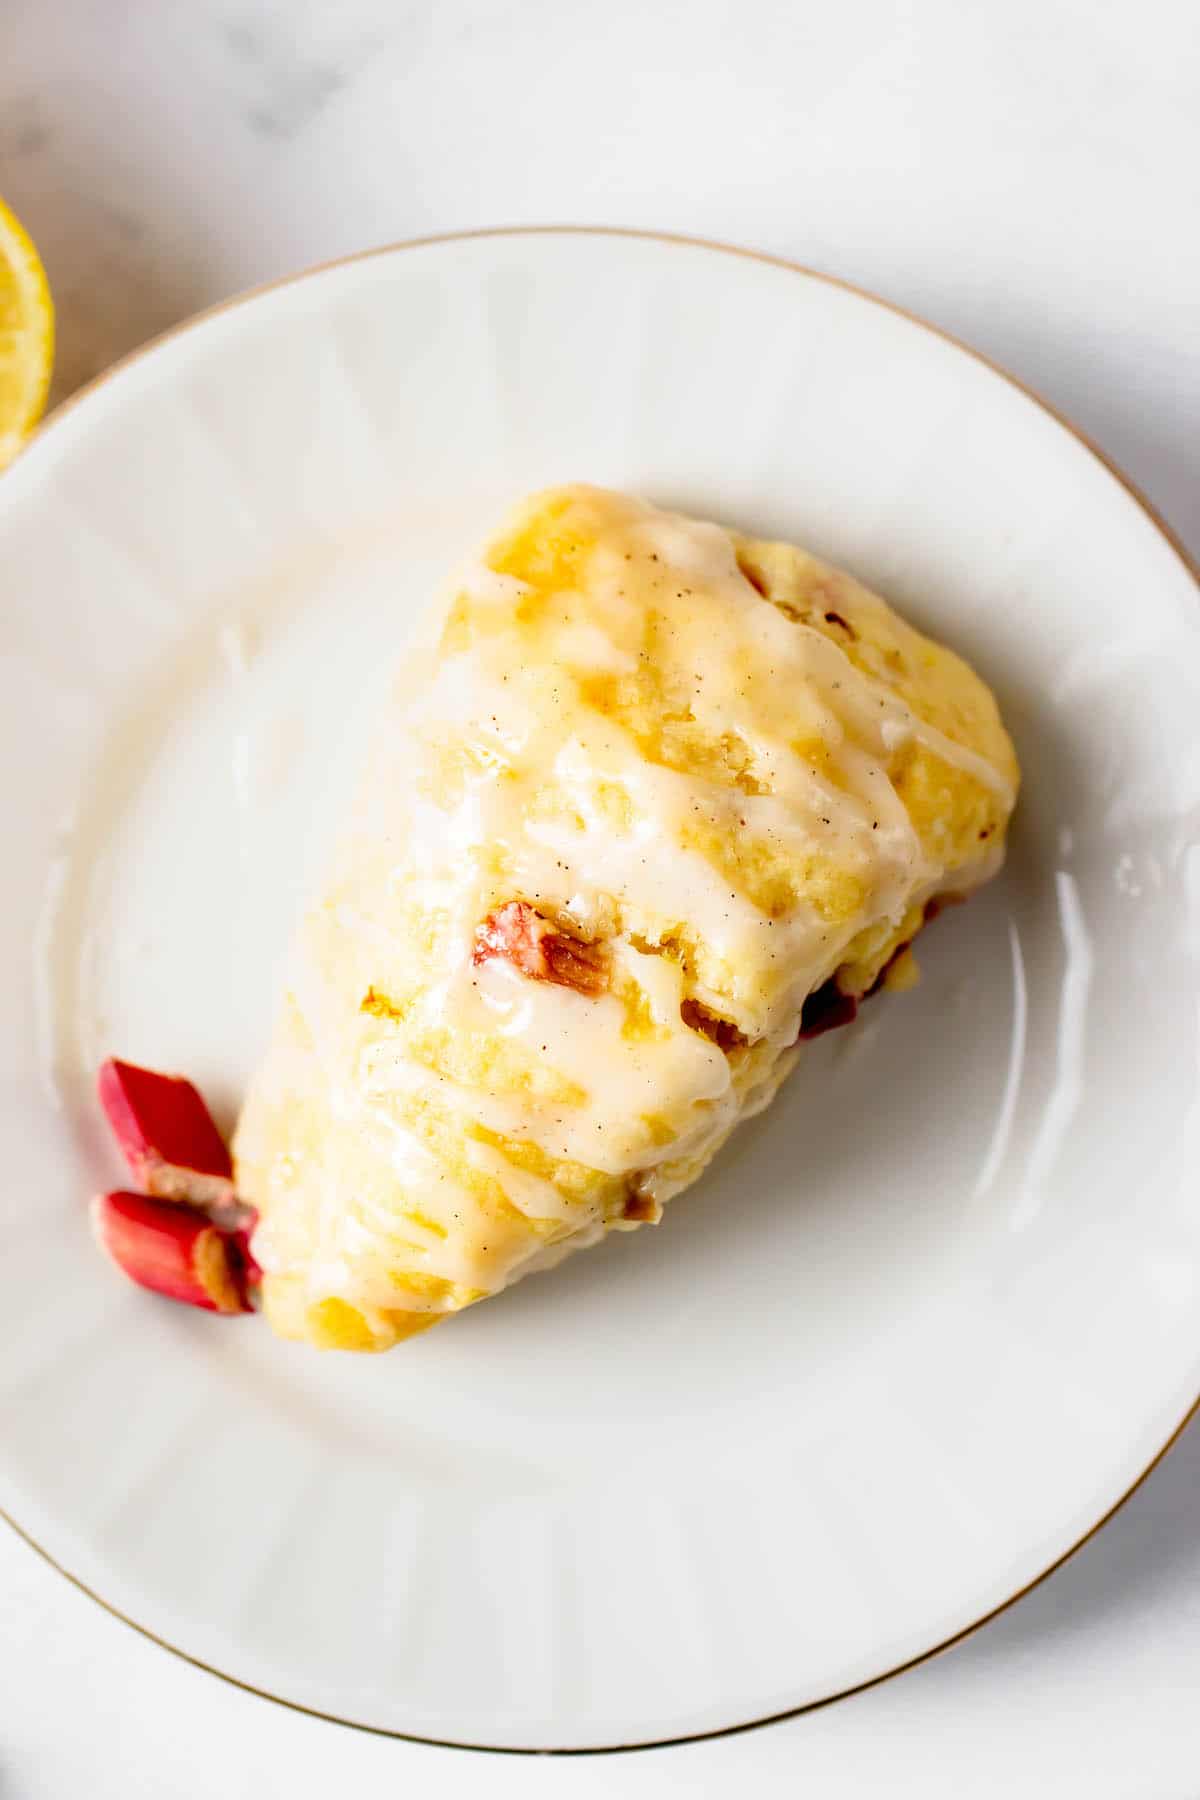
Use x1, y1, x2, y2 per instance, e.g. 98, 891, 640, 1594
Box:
235, 1229, 264, 1297
207, 1197, 264, 1297
97, 1058, 235, 1206
473, 901, 610, 995
797, 978, 859, 1040
91, 1191, 251, 1314
679, 999, 748, 1051
621, 1173, 663, 1224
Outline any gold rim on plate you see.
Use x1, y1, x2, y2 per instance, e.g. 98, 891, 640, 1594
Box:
3, 225, 1197, 1755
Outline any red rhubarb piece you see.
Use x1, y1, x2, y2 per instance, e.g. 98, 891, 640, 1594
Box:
207, 1197, 263, 1295
235, 1228, 263, 1295
97, 1058, 235, 1206
473, 900, 609, 995
91, 1191, 252, 1315
796, 978, 859, 1041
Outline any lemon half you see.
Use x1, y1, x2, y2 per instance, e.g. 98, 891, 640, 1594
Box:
0, 197, 54, 470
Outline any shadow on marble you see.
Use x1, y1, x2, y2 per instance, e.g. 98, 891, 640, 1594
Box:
0, 93, 219, 405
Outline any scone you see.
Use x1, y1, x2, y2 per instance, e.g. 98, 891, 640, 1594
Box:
234, 487, 1019, 1351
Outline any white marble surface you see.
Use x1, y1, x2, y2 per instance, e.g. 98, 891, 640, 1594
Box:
2, 0, 1198, 1793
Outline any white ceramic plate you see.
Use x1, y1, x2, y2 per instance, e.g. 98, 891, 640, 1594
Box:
2, 229, 1198, 1753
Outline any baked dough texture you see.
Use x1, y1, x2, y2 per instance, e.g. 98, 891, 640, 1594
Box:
234, 487, 1018, 1351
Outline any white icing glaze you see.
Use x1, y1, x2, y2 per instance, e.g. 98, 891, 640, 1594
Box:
242, 491, 1015, 1318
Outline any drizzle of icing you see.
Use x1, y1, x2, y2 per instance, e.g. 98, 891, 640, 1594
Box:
240, 490, 1016, 1316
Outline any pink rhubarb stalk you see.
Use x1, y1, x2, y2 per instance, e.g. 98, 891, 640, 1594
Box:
473, 900, 609, 995
91, 1190, 253, 1315
97, 1057, 236, 1206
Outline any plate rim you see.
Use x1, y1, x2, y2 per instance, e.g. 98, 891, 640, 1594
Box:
3, 223, 1198, 1755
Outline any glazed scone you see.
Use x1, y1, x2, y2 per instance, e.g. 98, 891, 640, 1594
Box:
234, 487, 1019, 1351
